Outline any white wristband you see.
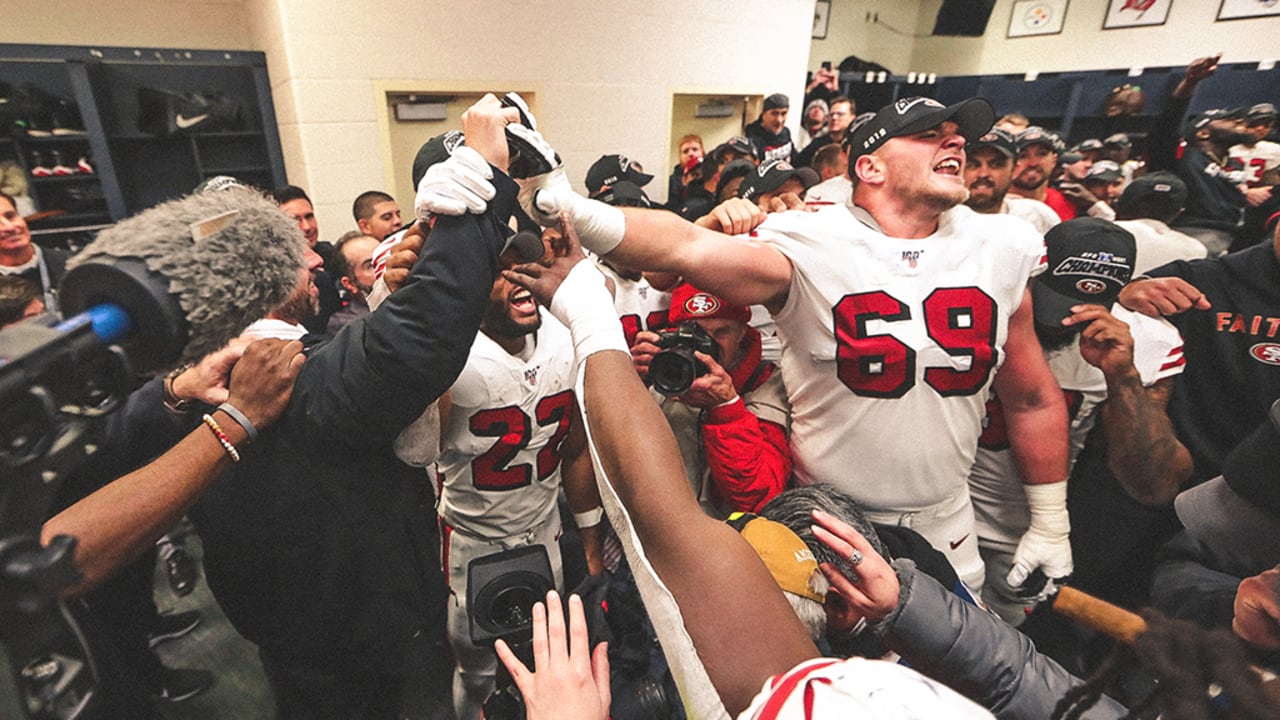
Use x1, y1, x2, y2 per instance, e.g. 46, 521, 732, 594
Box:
573, 506, 605, 528
549, 260, 629, 362
540, 191, 626, 256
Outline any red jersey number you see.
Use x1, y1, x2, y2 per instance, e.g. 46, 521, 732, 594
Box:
834, 287, 998, 399
470, 390, 576, 491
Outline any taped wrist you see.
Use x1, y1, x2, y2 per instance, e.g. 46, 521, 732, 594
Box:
540, 191, 626, 256
549, 260, 628, 362
1024, 482, 1070, 537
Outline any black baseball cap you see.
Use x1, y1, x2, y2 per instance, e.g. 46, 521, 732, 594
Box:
1246, 102, 1277, 122
967, 127, 1016, 159
1032, 217, 1136, 327
1186, 107, 1244, 136
412, 130, 466, 187
1016, 126, 1065, 154
585, 154, 653, 196
1075, 138, 1104, 153
595, 180, 652, 208
846, 96, 994, 161
738, 159, 801, 201
715, 158, 756, 199
1103, 133, 1132, 148
1114, 171, 1187, 220
1084, 160, 1122, 184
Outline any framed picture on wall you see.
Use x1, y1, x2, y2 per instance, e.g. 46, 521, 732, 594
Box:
813, 1, 831, 39
1103, 0, 1172, 29
1008, 0, 1070, 38
1217, 0, 1280, 21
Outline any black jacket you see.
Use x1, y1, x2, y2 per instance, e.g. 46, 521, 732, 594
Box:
191, 172, 518, 674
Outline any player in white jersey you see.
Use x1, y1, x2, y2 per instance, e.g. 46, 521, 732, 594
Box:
520, 96, 1071, 595
969, 218, 1191, 624
1228, 102, 1280, 189
594, 256, 672, 348
436, 233, 603, 720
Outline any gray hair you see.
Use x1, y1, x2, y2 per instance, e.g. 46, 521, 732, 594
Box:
760, 484, 889, 567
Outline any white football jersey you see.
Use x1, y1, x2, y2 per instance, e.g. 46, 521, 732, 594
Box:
969, 306, 1185, 547
757, 204, 1046, 512
437, 313, 577, 538
596, 260, 672, 348
1002, 195, 1060, 235
1228, 140, 1280, 187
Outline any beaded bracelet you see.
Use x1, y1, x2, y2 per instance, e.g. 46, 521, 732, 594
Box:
202, 413, 241, 463
216, 402, 259, 443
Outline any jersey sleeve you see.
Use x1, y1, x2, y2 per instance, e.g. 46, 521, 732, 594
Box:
1113, 305, 1186, 386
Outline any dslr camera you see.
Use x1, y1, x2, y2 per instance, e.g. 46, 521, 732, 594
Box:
649, 321, 720, 396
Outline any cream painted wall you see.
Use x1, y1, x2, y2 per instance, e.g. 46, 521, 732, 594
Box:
244, 0, 814, 234
807, 0, 924, 74
1, 0, 253, 51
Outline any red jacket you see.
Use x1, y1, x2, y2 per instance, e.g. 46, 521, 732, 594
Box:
700, 328, 792, 513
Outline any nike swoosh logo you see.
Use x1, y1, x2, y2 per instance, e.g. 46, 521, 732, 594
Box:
949, 534, 970, 551
175, 113, 209, 129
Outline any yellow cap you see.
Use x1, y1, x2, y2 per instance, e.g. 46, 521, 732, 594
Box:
729, 512, 826, 604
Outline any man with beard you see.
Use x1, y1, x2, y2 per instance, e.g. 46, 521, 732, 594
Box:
325, 230, 379, 333
964, 127, 1059, 234
515, 96, 1070, 598
1148, 55, 1256, 255
967, 218, 1189, 624
243, 242, 325, 341
1010, 126, 1076, 221
434, 226, 603, 720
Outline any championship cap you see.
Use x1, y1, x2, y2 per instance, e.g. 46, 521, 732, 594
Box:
1075, 138, 1104, 153
411, 130, 466, 187
594, 180, 652, 209
715, 158, 757, 199
1103, 133, 1132, 148
1084, 160, 1122, 184
668, 282, 752, 325
1246, 102, 1278, 122
967, 127, 1016, 158
726, 513, 825, 603
1186, 107, 1244, 136
585, 154, 653, 197
1032, 217, 1135, 327
1114, 171, 1187, 220
1016, 126, 1065, 154
763, 93, 790, 112
1059, 151, 1086, 164
795, 166, 821, 190
846, 96, 994, 161
739, 159, 803, 202
1175, 401, 1280, 572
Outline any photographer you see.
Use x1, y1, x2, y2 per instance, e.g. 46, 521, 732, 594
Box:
631, 281, 791, 514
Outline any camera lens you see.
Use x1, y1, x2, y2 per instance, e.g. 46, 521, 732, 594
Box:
490, 585, 542, 631
650, 347, 699, 396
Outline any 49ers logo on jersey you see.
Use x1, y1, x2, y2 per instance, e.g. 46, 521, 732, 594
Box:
683, 293, 720, 317
1250, 343, 1280, 366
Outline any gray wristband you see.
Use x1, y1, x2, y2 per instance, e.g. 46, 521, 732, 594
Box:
217, 402, 258, 443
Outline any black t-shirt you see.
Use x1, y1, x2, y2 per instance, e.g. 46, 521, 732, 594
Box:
1147, 243, 1280, 480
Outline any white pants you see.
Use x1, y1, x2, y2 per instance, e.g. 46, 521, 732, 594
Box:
860, 488, 985, 596
441, 510, 563, 720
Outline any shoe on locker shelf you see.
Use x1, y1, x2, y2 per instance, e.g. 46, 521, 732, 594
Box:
50, 150, 76, 176
28, 150, 52, 177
